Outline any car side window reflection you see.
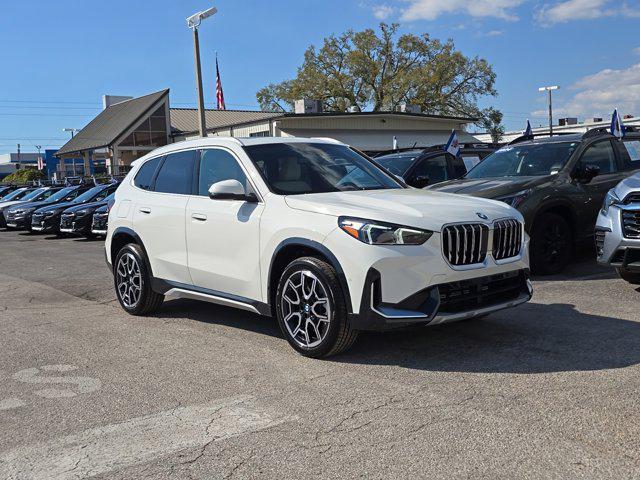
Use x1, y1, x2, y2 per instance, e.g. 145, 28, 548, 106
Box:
579, 141, 617, 174
198, 149, 249, 196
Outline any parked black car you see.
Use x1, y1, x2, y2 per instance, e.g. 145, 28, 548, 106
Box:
4, 185, 93, 230
90, 203, 110, 237
0, 186, 64, 227
31, 183, 118, 235
0, 185, 21, 198
59, 192, 115, 237
374, 143, 497, 188
0, 187, 37, 204
429, 129, 640, 274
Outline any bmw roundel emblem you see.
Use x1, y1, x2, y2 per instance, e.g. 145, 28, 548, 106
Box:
476, 212, 488, 220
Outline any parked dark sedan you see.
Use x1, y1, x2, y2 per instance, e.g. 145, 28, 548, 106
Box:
0, 185, 20, 198
374, 143, 496, 188
428, 129, 640, 274
0, 187, 63, 228
31, 183, 118, 235
59, 192, 115, 237
4, 185, 92, 230
90, 203, 110, 237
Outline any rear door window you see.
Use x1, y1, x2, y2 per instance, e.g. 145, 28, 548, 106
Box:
579, 140, 617, 174
134, 157, 163, 191
154, 150, 196, 195
618, 139, 640, 170
410, 154, 449, 184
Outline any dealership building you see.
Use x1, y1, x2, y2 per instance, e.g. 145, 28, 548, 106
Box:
55, 89, 479, 175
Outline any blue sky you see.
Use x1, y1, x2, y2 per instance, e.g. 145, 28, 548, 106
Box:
1, 0, 639, 154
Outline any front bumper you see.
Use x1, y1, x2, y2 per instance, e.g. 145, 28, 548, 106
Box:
60, 213, 92, 235
30, 213, 59, 232
4, 214, 31, 229
91, 213, 108, 235
350, 268, 532, 330
596, 205, 640, 273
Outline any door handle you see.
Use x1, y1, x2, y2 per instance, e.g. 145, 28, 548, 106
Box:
191, 213, 207, 221
139, 207, 151, 214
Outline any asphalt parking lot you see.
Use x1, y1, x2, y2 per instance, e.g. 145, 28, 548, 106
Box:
1, 230, 639, 479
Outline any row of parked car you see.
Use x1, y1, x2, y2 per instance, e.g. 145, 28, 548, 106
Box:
0, 182, 115, 237
373, 127, 640, 278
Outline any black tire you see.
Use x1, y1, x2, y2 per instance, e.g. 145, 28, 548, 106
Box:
275, 257, 358, 358
530, 212, 572, 275
113, 243, 164, 315
616, 268, 640, 285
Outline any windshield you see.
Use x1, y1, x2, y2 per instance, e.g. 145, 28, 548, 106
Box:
72, 186, 105, 204
46, 187, 76, 202
18, 188, 47, 201
244, 143, 402, 195
1, 188, 32, 201
375, 151, 423, 176
466, 142, 578, 178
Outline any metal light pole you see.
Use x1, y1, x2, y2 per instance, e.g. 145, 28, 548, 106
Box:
187, 6, 217, 138
62, 129, 79, 176
538, 85, 559, 135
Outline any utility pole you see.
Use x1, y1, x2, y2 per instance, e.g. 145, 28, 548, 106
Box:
17, 143, 21, 170
187, 6, 217, 138
538, 85, 559, 135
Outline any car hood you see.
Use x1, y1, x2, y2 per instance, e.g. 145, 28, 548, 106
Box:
614, 171, 640, 199
427, 176, 551, 199
284, 188, 519, 232
0, 200, 28, 211
63, 200, 107, 213
37, 201, 81, 213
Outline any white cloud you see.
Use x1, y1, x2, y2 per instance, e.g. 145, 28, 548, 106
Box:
534, 63, 640, 118
372, 5, 395, 19
484, 29, 505, 36
633, 47, 640, 55
536, 0, 640, 25
400, 0, 524, 21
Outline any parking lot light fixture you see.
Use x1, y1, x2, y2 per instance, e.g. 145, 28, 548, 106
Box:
538, 85, 560, 135
187, 6, 218, 138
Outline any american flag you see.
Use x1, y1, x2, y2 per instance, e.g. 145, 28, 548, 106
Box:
216, 56, 226, 110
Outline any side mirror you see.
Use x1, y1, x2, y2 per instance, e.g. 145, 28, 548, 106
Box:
575, 164, 600, 184
412, 175, 430, 189
208, 179, 257, 202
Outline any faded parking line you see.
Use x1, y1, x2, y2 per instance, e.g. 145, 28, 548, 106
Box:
0, 396, 291, 480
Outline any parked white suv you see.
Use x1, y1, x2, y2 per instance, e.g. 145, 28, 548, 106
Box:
106, 137, 532, 357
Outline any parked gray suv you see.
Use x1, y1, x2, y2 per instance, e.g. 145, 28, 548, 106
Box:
596, 170, 640, 284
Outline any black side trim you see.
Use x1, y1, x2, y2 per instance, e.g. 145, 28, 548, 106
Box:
151, 278, 271, 316
268, 238, 353, 314
111, 227, 153, 276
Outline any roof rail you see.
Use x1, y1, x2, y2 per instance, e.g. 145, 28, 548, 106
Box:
508, 132, 576, 145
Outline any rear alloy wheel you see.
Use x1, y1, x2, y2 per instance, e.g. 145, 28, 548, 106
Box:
531, 212, 572, 275
113, 244, 164, 315
616, 268, 640, 285
276, 257, 357, 358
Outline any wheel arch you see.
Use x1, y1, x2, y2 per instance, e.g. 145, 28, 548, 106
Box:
110, 227, 154, 276
267, 238, 352, 316
531, 201, 577, 241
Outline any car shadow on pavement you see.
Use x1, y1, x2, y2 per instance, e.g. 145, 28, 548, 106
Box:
158, 298, 282, 339
340, 302, 640, 374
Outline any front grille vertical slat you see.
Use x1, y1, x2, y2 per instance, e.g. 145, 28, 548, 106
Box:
442, 223, 488, 266
492, 218, 524, 261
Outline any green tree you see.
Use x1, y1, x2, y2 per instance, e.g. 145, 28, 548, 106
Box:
3, 168, 45, 184
256, 23, 497, 119
481, 107, 505, 143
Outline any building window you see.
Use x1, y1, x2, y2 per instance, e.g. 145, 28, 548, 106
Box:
118, 105, 168, 148
249, 131, 270, 137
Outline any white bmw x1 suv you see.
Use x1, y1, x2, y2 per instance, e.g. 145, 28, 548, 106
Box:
106, 137, 532, 358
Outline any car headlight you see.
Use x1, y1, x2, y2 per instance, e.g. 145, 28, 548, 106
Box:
495, 189, 530, 208
601, 189, 621, 215
339, 217, 433, 245
75, 210, 88, 217
43, 210, 57, 217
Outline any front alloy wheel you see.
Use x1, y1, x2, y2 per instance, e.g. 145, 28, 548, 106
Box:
276, 257, 357, 358
116, 252, 142, 308
280, 269, 332, 348
113, 244, 164, 315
